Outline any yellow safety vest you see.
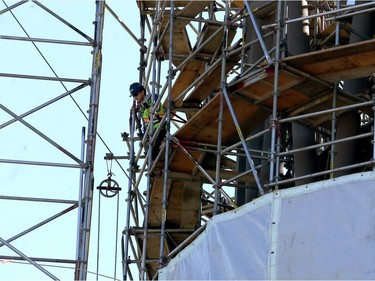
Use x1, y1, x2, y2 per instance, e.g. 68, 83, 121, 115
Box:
141, 95, 165, 130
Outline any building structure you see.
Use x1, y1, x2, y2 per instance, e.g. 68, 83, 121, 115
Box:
1, 1, 375, 280
121, 0, 375, 280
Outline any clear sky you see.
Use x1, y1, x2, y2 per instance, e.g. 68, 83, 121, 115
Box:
1, 1, 143, 280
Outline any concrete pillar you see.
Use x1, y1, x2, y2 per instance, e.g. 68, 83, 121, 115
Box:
291, 122, 318, 185
287, 0, 318, 185
236, 125, 263, 205
335, 5, 375, 177
286, 0, 310, 56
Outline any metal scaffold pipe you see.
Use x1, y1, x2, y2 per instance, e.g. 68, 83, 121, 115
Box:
0, 104, 85, 167
330, 0, 341, 178
266, 160, 375, 188
268, 0, 283, 189
139, 1, 160, 277
172, 137, 216, 185
32, 0, 93, 42
262, 1, 375, 29
278, 132, 373, 158
0, 237, 60, 280
325, 6, 375, 21
75, 1, 105, 280
104, 3, 144, 50
0, 35, 92, 46
214, 0, 229, 215
159, 0, 174, 270
373, 93, 375, 171
0, 84, 88, 129
0, 0, 28, 15
0, 72, 90, 84
122, 101, 137, 281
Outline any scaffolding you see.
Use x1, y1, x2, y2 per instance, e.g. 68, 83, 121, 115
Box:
0, 1, 104, 280
1, 0, 375, 280
119, 1, 375, 280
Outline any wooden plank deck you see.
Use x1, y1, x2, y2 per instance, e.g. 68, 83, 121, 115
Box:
158, 1, 210, 66
169, 24, 238, 107
283, 39, 375, 83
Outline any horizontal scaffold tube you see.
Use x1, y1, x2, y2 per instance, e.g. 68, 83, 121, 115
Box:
267, 160, 375, 188
262, 1, 375, 29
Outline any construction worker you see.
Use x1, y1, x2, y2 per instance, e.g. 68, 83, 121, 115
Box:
129, 82, 166, 161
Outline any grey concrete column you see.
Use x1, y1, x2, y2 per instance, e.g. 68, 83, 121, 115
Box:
287, 0, 318, 185
236, 125, 263, 205
291, 122, 318, 185
286, 0, 310, 56
335, 6, 374, 177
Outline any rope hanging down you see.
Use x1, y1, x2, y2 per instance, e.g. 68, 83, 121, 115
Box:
96, 156, 122, 280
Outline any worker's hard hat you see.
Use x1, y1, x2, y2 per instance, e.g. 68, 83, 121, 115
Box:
129, 82, 144, 97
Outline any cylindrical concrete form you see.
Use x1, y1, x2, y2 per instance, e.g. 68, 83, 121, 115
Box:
335, 5, 375, 177
287, 0, 318, 185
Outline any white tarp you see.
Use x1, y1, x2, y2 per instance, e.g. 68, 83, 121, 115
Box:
159, 171, 375, 280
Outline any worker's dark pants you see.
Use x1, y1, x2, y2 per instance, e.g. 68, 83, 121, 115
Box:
151, 126, 167, 161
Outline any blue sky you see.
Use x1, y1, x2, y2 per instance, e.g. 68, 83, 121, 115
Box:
1, 1, 142, 279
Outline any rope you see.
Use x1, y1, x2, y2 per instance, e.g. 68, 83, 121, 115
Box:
96, 190, 102, 281
113, 191, 120, 280
98, 157, 121, 280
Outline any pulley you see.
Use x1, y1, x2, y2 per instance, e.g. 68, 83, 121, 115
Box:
97, 176, 121, 198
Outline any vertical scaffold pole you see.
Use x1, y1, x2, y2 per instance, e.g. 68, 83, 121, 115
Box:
240, 9, 247, 74
75, 1, 105, 280
76, 126, 85, 276
268, 0, 282, 188
122, 101, 137, 281
373, 92, 375, 170
139, 1, 160, 278
330, 0, 341, 178
159, 0, 174, 268
214, 0, 230, 215
139, 4, 146, 83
